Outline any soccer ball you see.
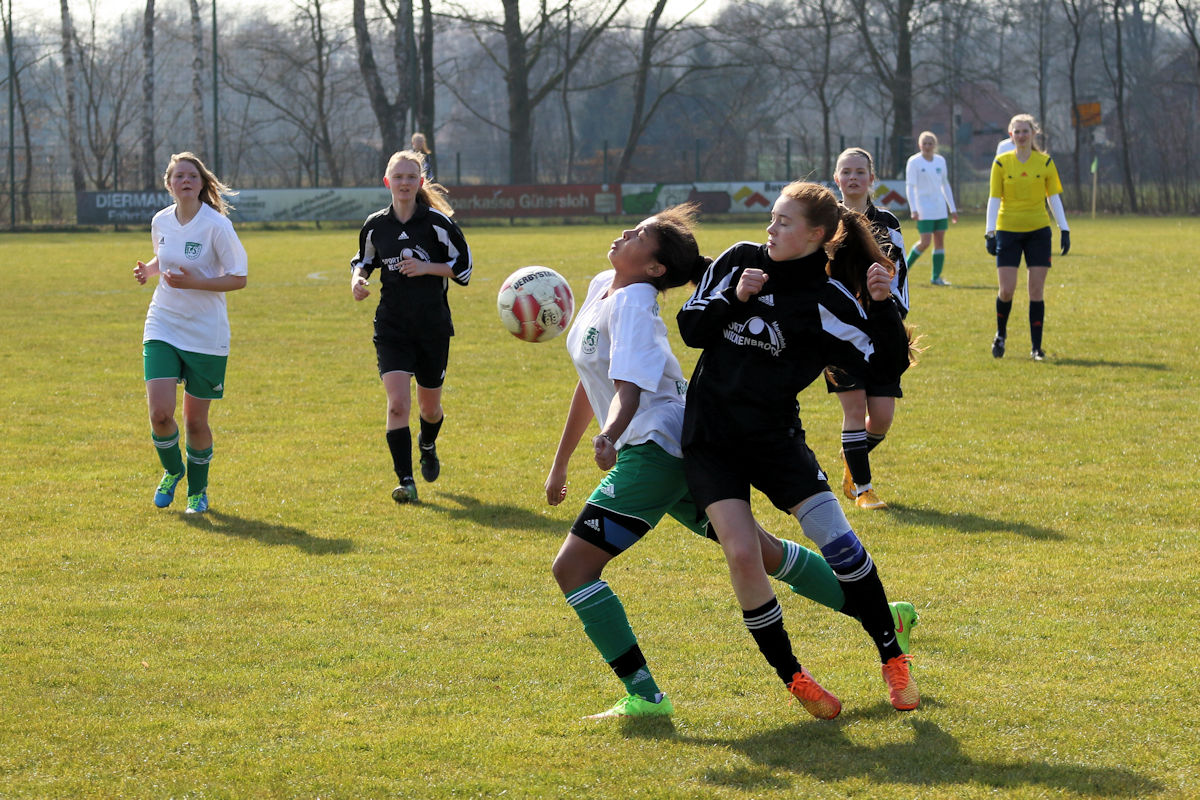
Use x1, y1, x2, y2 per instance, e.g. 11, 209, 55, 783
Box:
497, 266, 575, 343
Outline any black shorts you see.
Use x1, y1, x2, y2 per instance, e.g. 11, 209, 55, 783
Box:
684, 429, 830, 514
374, 326, 450, 389
823, 366, 902, 398
996, 227, 1052, 268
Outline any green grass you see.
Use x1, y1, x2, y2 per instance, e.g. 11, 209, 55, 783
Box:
1, 215, 1198, 799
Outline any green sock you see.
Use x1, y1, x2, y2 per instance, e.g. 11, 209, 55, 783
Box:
566, 580, 660, 700
932, 250, 945, 280
153, 430, 185, 475
186, 444, 213, 496
907, 245, 923, 266
772, 539, 845, 612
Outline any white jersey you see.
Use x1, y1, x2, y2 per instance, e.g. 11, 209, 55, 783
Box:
565, 271, 689, 458
144, 203, 248, 355
905, 153, 957, 220
996, 138, 1015, 156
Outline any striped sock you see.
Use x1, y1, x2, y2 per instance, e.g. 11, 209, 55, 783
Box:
185, 444, 212, 496
152, 430, 185, 475
566, 580, 660, 700
771, 538, 845, 612
743, 596, 801, 684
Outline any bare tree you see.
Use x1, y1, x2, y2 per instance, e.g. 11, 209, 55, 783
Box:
1061, 0, 1094, 200
189, 0, 208, 160
445, 0, 627, 183
3, 0, 38, 222
141, 0, 154, 189
1100, 0, 1138, 210
58, 0, 86, 189
849, 0, 917, 176
353, 0, 416, 167
612, 0, 721, 182
225, 0, 357, 185
416, 0, 434, 151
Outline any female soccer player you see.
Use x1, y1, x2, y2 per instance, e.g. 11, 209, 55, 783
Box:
546, 205, 917, 720
829, 147, 909, 510
986, 113, 1070, 361
905, 131, 958, 285
133, 152, 248, 515
350, 150, 472, 503
678, 181, 920, 714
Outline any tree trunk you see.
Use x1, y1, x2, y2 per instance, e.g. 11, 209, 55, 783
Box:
502, 0, 533, 184
353, 0, 406, 170
614, 0, 666, 183
59, 0, 86, 191
1111, 0, 1138, 211
417, 0, 435, 154
142, 0, 156, 190
189, 0, 208, 161
888, 0, 913, 177
1062, 0, 1084, 203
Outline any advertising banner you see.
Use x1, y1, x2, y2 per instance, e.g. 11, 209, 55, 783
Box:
447, 184, 619, 218
77, 181, 909, 225
621, 181, 910, 216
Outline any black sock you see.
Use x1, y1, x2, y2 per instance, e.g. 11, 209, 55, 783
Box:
996, 298, 1013, 338
1029, 301, 1045, 351
838, 562, 903, 663
743, 596, 802, 684
386, 427, 413, 483
842, 429, 871, 488
419, 415, 444, 449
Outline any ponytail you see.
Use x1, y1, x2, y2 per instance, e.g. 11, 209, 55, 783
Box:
826, 206, 891, 308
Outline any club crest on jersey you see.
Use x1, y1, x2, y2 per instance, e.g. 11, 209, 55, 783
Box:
723, 316, 785, 356
184, 242, 203, 260
581, 327, 599, 355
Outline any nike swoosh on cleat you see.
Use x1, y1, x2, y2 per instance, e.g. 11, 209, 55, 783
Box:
896, 617, 905, 633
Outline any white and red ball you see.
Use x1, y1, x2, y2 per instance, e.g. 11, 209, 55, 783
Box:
497, 266, 575, 343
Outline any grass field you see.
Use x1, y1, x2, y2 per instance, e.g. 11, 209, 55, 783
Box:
1, 214, 1198, 799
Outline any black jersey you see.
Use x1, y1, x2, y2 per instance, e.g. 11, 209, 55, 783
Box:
351, 202, 472, 338
862, 202, 909, 316
677, 242, 909, 447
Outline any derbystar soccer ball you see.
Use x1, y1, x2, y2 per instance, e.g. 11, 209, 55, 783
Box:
497, 266, 575, 343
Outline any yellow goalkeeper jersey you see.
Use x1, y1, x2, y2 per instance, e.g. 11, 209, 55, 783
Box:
990, 151, 1064, 232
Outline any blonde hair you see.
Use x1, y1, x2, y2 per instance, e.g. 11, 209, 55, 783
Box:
410, 132, 430, 154
1008, 114, 1043, 153
163, 151, 235, 216
386, 150, 454, 217
918, 131, 938, 146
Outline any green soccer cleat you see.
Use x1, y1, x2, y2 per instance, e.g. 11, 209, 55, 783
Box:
890, 601, 919, 655
584, 693, 674, 720
392, 479, 418, 504
154, 471, 185, 508
184, 491, 208, 515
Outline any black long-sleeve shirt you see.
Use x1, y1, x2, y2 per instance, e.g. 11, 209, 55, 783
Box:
351, 202, 472, 339
677, 242, 909, 447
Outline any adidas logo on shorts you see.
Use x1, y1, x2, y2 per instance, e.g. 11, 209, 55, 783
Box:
585, 518, 601, 531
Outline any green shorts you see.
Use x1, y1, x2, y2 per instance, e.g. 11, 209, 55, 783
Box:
916, 217, 949, 234
570, 440, 712, 555
143, 340, 228, 400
